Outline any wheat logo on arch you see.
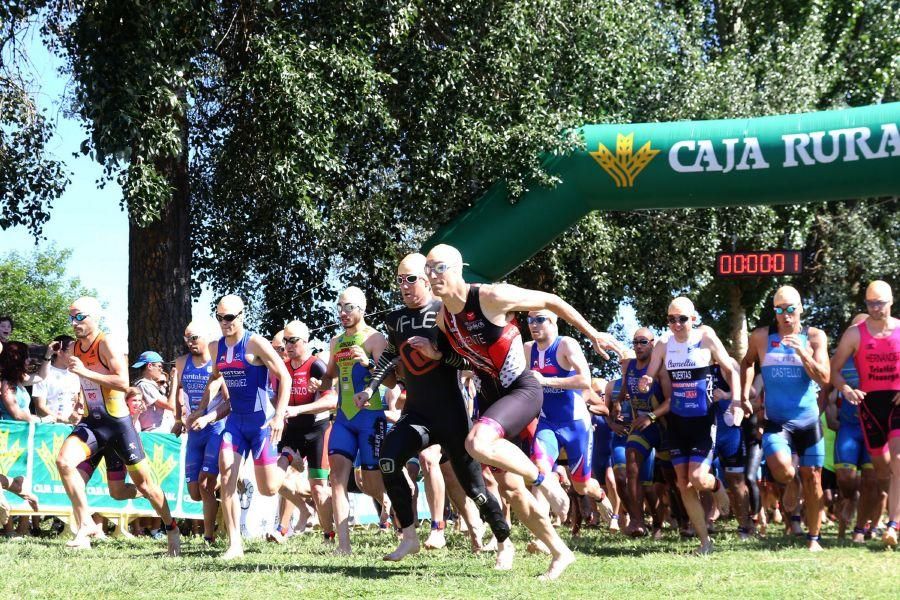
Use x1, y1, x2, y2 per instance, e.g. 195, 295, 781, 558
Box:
589, 133, 660, 188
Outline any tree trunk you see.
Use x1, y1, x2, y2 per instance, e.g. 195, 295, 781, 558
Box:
127, 131, 191, 366
728, 284, 748, 360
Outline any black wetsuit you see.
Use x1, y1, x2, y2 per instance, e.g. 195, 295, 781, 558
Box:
370, 298, 509, 540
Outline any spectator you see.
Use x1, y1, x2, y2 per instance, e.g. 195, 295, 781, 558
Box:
32, 335, 82, 424
0, 317, 12, 344
0, 341, 41, 423
131, 351, 176, 433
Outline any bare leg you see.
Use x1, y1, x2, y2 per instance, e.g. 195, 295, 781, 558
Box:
128, 463, 180, 556
675, 461, 713, 553
329, 455, 353, 555
56, 439, 99, 548
219, 450, 243, 559
421, 446, 447, 549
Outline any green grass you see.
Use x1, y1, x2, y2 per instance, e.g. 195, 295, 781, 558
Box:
0, 522, 895, 599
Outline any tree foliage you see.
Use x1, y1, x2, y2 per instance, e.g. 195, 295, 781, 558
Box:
2, 1, 897, 352
0, 246, 95, 343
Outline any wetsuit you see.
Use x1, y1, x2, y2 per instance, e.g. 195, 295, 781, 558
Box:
760, 326, 823, 468
182, 356, 226, 483
441, 285, 540, 441
218, 332, 278, 465
665, 329, 715, 466
279, 355, 331, 480
371, 299, 509, 540
327, 326, 387, 469
71, 332, 144, 481
853, 321, 900, 454
530, 337, 593, 483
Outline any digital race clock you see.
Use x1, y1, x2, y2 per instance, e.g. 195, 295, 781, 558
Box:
715, 250, 803, 277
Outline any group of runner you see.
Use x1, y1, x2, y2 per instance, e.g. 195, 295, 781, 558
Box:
3, 244, 897, 580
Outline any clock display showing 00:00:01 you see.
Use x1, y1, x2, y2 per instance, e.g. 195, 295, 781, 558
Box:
715, 251, 803, 277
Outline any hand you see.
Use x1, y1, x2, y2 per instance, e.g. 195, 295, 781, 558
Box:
171, 421, 184, 437
67, 356, 88, 377
350, 345, 369, 365
727, 402, 744, 427
354, 388, 373, 409
637, 374, 653, 393
47, 340, 62, 357
894, 391, 900, 406
308, 377, 322, 394
531, 371, 547, 387
169, 366, 178, 382
842, 386, 866, 405
712, 388, 729, 402
779, 335, 809, 358
609, 421, 627, 437
267, 412, 285, 445
191, 414, 212, 431
67, 412, 82, 425
588, 330, 625, 360
28, 414, 40, 423
632, 415, 651, 431
408, 336, 441, 360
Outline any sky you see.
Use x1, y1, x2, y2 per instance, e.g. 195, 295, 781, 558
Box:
0, 31, 214, 344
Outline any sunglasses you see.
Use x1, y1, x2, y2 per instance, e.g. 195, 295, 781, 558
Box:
632, 338, 652, 346
424, 262, 457, 276
666, 315, 690, 324
774, 305, 798, 315
396, 274, 423, 285
215, 310, 243, 323
273, 346, 285, 353
337, 303, 361, 314
284, 336, 304, 344
527, 316, 551, 325
865, 300, 888, 309
69, 313, 90, 323
183, 335, 201, 343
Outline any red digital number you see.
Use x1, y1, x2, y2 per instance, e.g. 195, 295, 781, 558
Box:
716, 251, 801, 277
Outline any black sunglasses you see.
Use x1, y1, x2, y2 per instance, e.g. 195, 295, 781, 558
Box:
215, 310, 243, 323
632, 339, 652, 346
666, 315, 690, 324
527, 316, 550, 325
284, 336, 303, 344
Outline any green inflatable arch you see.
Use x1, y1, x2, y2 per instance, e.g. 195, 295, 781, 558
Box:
423, 103, 900, 282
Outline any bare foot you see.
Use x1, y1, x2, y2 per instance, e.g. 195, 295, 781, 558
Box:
424, 528, 446, 550
652, 528, 663, 541
536, 476, 570, 520
526, 539, 551, 555
481, 535, 498, 553
66, 524, 102, 549
221, 545, 244, 560
167, 529, 181, 557
383, 530, 420, 561
469, 522, 486, 552
808, 539, 824, 552
539, 549, 575, 581
333, 544, 352, 556
494, 539, 515, 571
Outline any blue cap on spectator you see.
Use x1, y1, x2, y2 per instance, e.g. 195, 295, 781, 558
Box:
131, 350, 164, 368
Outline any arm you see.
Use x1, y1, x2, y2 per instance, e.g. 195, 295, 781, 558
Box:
830, 327, 862, 404
1, 381, 38, 422
482, 284, 625, 358
606, 379, 626, 435
637, 341, 666, 392
248, 334, 291, 441
317, 337, 339, 393
171, 357, 186, 435
292, 361, 338, 416
824, 389, 840, 431
68, 336, 129, 392
704, 330, 742, 415
781, 327, 830, 387
740, 330, 763, 405
31, 380, 53, 420
585, 380, 608, 416
534, 338, 591, 390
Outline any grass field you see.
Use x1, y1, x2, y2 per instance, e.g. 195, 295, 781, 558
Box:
0, 521, 896, 599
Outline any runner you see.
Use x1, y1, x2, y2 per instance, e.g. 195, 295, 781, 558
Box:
740, 286, 830, 551
354, 253, 509, 562
638, 297, 740, 555
830, 280, 900, 547
426, 244, 623, 580
171, 321, 227, 544
268, 320, 337, 544
202, 294, 306, 559
621, 328, 669, 537
319, 286, 390, 555
607, 376, 631, 530
54, 297, 181, 555
526, 310, 612, 520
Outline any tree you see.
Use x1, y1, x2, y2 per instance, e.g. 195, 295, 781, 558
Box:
0, 246, 95, 344
3, 0, 898, 359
